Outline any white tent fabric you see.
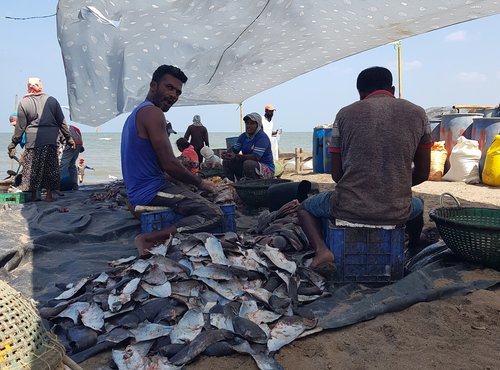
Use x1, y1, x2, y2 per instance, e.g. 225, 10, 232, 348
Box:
57, 0, 500, 126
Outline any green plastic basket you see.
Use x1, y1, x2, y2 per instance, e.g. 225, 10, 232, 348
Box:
231, 178, 291, 208
429, 193, 500, 268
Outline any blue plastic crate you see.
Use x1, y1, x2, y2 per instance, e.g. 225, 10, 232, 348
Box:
140, 203, 237, 234
326, 224, 405, 283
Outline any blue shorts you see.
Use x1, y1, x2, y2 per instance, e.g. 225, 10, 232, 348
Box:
301, 192, 423, 222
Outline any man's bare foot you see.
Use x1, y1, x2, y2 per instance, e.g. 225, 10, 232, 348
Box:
134, 234, 155, 256
310, 248, 334, 269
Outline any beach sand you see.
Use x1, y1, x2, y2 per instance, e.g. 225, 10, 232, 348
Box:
80, 173, 500, 370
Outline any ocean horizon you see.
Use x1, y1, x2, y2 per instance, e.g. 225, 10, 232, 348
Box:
0, 131, 314, 185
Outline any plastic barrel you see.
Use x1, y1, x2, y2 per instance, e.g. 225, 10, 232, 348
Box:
323, 127, 333, 174
471, 117, 500, 175
312, 127, 325, 173
225, 136, 239, 148
429, 120, 441, 142
440, 113, 483, 156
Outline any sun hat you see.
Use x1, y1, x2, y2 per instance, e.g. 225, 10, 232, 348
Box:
264, 104, 276, 111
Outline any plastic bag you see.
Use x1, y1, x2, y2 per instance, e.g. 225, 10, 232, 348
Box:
442, 136, 481, 184
482, 135, 500, 186
428, 141, 448, 181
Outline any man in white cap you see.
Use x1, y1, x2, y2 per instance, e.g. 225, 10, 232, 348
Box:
263, 104, 280, 160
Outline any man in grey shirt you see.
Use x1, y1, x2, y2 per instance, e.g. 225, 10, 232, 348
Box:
299, 66, 432, 276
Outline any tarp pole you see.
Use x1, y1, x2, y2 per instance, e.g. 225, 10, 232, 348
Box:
239, 102, 243, 133
396, 41, 403, 98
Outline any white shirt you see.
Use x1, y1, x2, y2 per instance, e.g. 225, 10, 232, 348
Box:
262, 115, 273, 139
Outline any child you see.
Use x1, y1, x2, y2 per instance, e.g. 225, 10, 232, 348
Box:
176, 137, 199, 174
77, 158, 94, 184
200, 146, 222, 169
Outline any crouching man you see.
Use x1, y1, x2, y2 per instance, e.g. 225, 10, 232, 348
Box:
121, 64, 222, 255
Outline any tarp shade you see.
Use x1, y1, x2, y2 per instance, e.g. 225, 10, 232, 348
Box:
57, 1, 500, 126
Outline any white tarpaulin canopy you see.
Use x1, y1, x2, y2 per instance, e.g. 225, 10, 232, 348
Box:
57, 0, 500, 126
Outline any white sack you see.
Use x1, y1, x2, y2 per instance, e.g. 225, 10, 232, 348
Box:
442, 136, 481, 184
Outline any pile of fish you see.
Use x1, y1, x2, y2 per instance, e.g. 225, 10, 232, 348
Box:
39, 200, 328, 369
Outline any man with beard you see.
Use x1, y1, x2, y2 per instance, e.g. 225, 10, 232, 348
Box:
121, 65, 222, 255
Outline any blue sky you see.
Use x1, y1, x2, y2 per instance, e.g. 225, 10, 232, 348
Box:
1, 1, 499, 133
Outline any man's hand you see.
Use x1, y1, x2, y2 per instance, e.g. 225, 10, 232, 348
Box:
222, 150, 235, 160
67, 137, 76, 149
7, 144, 16, 159
198, 179, 217, 193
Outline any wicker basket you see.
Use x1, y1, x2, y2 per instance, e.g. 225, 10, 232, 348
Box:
231, 178, 291, 208
0, 280, 82, 370
429, 193, 500, 268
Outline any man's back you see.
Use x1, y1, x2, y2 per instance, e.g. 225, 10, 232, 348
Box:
332, 93, 430, 225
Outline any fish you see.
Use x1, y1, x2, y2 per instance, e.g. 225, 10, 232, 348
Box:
192, 264, 235, 280
233, 316, 268, 344
54, 278, 88, 300
170, 329, 234, 365
230, 340, 284, 370
81, 302, 105, 331
267, 316, 317, 352
129, 322, 173, 342
130, 259, 150, 274
261, 245, 297, 274
57, 302, 90, 324
204, 237, 230, 265
169, 308, 204, 344
141, 281, 172, 298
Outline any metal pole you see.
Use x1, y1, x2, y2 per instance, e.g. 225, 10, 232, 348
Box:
239, 102, 243, 133
396, 41, 402, 98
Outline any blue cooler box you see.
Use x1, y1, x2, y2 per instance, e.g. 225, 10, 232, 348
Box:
141, 203, 237, 234
325, 223, 405, 283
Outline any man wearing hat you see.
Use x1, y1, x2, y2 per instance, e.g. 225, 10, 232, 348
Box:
263, 104, 279, 160
263, 104, 276, 138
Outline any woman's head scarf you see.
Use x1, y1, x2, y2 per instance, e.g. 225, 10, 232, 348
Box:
192, 115, 203, 126
25, 77, 43, 97
243, 112, 262, 139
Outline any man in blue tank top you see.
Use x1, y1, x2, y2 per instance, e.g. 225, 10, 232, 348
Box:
121, 65, 223, 255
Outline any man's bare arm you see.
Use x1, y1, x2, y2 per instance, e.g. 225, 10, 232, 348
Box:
138, 106, 202, 187
412, 145, 431, 186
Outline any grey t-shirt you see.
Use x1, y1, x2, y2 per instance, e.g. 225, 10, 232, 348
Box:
13, 94, 70, 149
330, 92, 432, 225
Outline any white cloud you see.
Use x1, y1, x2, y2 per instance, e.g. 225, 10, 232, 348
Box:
445, 30, 466, 42
496, 71, 500, 79
457, 71, 487, 82
387, 60, 422, 71
404, 60, 422, 71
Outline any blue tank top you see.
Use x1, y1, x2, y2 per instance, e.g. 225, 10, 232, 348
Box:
121, 101, 168, 207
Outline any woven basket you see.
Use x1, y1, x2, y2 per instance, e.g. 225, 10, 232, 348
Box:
0, 280, 71, 370
231, 178, 291, 208
429, 193, 500, 268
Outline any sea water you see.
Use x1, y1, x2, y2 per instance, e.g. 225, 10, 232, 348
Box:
0, 132, 312, 184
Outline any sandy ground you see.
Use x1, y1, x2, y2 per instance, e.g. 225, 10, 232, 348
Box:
82, 174, 500, 370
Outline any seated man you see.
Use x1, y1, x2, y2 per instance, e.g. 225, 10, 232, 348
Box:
222, 112, 274, 181
121, 64, 223, 255
298, 66, 432, 276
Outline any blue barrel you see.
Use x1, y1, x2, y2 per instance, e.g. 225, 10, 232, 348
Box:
471, 117, 500, 175
312, 127, 325, 173
323, 127, 333, 174
429, 120, 441, 142
225, 136, 239, 148
440, 113, 483, 156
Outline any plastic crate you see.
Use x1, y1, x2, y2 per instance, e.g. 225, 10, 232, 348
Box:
0, 192, 38, 204
326, 224, 405, 283
140, 203, 237, 234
